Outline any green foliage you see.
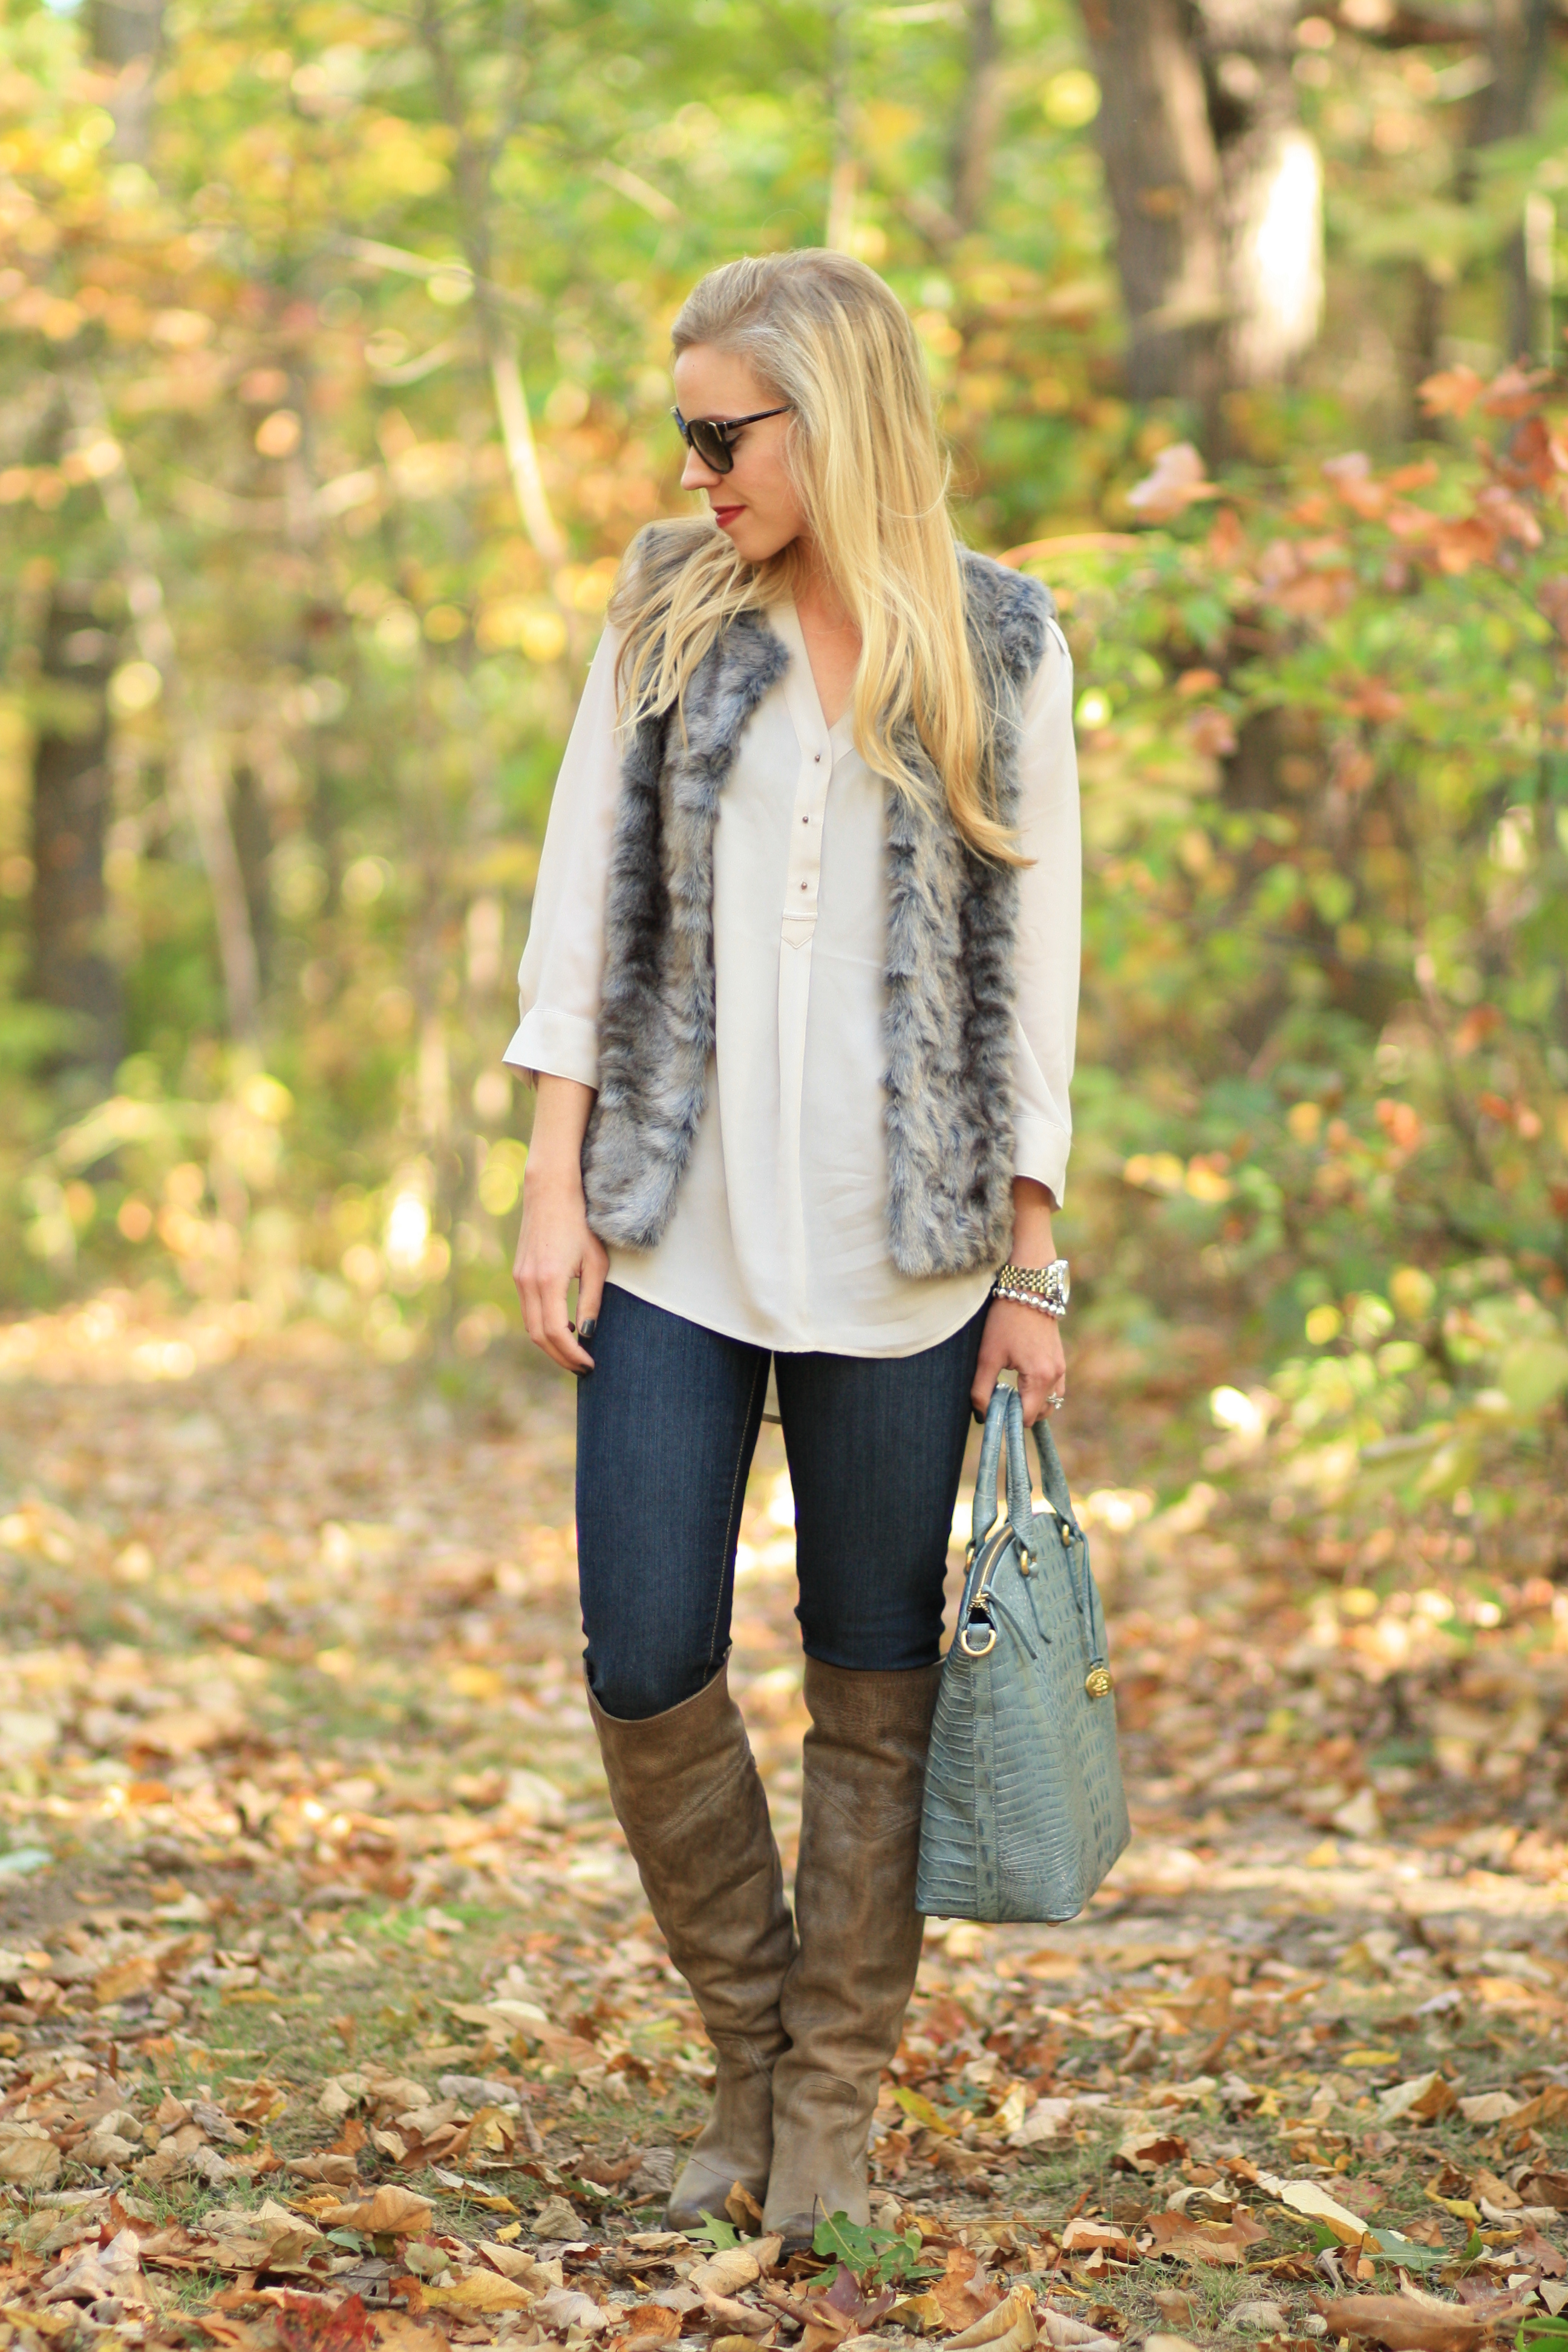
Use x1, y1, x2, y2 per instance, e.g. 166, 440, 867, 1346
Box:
0, 0, 1564, 1551
691, 2213, 742, 2250
1042, 391, 1568, 1519
810, 2211, 930, 2290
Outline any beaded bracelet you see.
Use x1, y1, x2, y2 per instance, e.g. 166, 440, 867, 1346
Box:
991, 1258, 1070, 1318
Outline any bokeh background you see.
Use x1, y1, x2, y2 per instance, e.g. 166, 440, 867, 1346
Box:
2, 0, 1567, 1587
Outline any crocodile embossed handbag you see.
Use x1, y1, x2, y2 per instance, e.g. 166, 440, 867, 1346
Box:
916, 1383, 1129, 1922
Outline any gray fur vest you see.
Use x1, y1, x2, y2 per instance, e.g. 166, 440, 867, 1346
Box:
583, 541, 1053, 1280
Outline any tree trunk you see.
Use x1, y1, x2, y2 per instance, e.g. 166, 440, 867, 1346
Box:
231, 763, 273, 996
1079, 0, 1322, 421
22, 0, 165, 1085
1470, 0, 1552, 359
949, 0, 1004, 238
29, 590, 123, 1082
88, 0, 163, 162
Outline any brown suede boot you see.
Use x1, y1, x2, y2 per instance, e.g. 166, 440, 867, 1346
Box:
763, 1659, 941, 2246
588, 1662, 798, 2230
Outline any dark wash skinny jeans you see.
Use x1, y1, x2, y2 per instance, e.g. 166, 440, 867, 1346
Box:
576, 1282, 988, 1722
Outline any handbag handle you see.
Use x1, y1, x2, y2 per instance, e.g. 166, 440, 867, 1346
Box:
969, 1383, 1035, 1558
965, 1385, 1112, 1693
1030, 1413, 1112, 1691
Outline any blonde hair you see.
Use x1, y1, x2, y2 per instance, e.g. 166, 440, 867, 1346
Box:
611, 250, 1016, 863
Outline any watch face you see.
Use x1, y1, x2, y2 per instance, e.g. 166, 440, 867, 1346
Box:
1050, 1261, 1070, 1308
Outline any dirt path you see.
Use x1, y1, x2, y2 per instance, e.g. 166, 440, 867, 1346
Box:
0, 1296, 1563, 2351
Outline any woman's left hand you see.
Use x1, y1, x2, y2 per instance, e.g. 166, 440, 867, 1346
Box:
972, 1296, 1066, 1426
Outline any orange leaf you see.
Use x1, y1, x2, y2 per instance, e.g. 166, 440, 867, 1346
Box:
315, 2186, 432, 2236
1316, 2296, 1481, 2352
1418, 367, 1485, 419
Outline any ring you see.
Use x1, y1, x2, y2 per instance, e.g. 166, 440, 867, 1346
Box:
1045, 1393, 1066, 1412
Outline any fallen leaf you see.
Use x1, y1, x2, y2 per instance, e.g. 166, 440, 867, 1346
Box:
1517, 2226, 1567, 2278
946, 2288, 1038, 2352
888, 2292, 946, 2334
725, 2182, 765, 2231
532, 2284, 607, 2333
623, 2308, 682, 2342
316, 2186, 433, 2235
1038, 2313, 1117, 2352
532, 2193, 584, 2238
370, 2318, 445, 2352
892, 2087, 956, 2136
1060, 2221, 1132, 2259
41, 2227, 149, 2307
1457, 2092, 1521, 2125
94, 1952, 160, 2006
1142, 2212, 1265, 2266
0, 2135, 62, 2190
202, 2199, 326, 2272
932, 2247, 1002, 2333
1316, 2295, 1481, 2352
1115, 2129, 1188, 2174
1377, 2073, 1457, 2125
1009, 2099, 1075, 2149
690, 2251, 762, 2298
1255, 2170, 1373, 2246
418, 2273, 536, 2315
701, 2292, 772, 2337
1510, 2089, 1568, 2132
1229, 2302, 1285, 2333
287, 2155, 360, 2186
270, 2287, 377, 2352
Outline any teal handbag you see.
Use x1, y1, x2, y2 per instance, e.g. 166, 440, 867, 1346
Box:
916, 1383, 1129, 1922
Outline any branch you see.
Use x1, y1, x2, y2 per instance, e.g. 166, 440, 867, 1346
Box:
414, 0, 566, 572
62, 373, 260, 1043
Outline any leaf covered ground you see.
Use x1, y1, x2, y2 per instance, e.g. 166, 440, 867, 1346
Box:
0, 1296, 1564, 2352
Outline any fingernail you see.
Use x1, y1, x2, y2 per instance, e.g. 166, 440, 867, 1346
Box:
578, 1317, 596, 1343
972, 1405, 984, 1425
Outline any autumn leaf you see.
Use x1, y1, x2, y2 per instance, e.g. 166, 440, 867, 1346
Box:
1417, 367, 1485, 417
417, 2273, 537, 2314
1142, 2212, 1265, 2266
1316, 2296, 1481, 2352
1126, 442, 1218, 524
315, 2186, 433, 2235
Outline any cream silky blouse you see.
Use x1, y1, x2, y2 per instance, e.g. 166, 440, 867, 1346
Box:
505, 599, 1080, 1360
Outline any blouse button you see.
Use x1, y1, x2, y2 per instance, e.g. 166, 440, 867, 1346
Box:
814, 751, 822, 763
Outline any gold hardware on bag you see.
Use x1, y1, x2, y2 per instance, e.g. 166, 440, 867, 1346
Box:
1085, 1666, 1112, 1700
1018, 1546, 1032, 1575
959, 1618, 998, 1658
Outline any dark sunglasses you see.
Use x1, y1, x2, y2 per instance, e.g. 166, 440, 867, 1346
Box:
671, 403, 791, 474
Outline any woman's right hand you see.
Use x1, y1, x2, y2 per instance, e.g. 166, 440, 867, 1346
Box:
511, 1076, 606, 1374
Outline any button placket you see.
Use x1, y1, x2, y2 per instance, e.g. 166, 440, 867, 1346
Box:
783, 733, 829, 927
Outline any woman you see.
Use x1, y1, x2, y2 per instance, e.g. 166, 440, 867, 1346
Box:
506, 250, 1079, 2243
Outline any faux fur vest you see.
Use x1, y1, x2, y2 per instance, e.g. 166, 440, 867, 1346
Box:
583, 538, 1054, 1280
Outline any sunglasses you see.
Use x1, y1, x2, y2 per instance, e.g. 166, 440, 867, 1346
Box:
671, 403, 791, 475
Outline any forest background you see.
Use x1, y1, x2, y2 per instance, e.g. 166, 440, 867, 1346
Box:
2, 0, 1568, 1588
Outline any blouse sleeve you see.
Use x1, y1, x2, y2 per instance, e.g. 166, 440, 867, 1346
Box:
502, 623, 626, 1089
1010, 615, 1080, 1206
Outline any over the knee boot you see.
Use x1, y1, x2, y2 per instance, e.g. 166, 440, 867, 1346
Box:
763, 1659, 941, 2245
588, 1662, 798, 2230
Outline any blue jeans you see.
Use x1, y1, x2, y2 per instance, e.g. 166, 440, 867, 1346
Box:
577, 1283, 987, 1720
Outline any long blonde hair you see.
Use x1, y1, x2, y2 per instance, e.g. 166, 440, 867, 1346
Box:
612, 250, 1016, 863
